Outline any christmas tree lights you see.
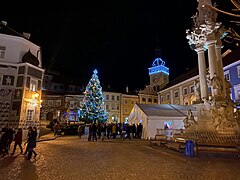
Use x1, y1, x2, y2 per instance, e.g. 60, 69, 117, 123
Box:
80, 69, 108, 123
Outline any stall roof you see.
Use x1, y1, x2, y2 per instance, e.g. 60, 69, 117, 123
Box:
136, 103, 197, 117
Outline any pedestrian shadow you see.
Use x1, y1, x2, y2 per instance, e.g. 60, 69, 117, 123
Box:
16, 159, 37, 180
0, 155, 18, 169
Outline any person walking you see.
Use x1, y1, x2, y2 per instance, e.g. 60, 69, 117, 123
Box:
0, 127, 9, 157
23, 126, 32, 157
26, 127, 38, 160
77, 125, 83, 138
11, 128, 23, 155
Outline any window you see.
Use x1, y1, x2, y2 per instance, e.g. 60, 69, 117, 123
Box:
161, 96, 164, 102
111, 95, 115, 100
26, 110, 33, 121
111, 103, 115, 110
190, 86, 194, 93
142, 98, 146, 102
30, 79, 37, 91
131, 101, 134, 104
148, 98, 152, 102
154, 99, 157, 103
183, 88, 188, 95
106, 104, 109, 110
117, 105, 120, 110
106, 95, 109, 100
0, 46, 6, 59
48, 100, 53, 106
70, 101, 74, 108
237, 66, 240, 78
174, 91, 179, 98
124, 108, 128, 113
224, 70, 230, 81
117, 96, 120, 101
124, 100, 128, 104
166, 94, 170, 100
56, 100, 61, 106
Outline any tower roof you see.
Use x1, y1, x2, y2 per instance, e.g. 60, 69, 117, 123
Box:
22, 49, 39, 66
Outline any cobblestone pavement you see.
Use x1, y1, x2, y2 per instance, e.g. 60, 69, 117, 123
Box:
0, 134, 240, 180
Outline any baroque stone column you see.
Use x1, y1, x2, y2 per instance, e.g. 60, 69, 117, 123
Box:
215, 44, 226, 99
195, 47, 208, 99
206, 40, 218, 79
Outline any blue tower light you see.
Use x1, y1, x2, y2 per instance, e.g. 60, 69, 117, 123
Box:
148, 58, 169, 75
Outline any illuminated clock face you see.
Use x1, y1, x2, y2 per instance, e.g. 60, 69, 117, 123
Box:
152, 74, 159, 83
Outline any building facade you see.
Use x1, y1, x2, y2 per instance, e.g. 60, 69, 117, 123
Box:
158, 49, 240, 108
121, 93, 139, 123
103, 91, 121, 123
40, 93, 84, 123
0, 21, 44, 138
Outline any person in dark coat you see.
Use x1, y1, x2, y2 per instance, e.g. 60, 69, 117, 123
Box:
5, 126, 14, 152
26, 127, 38, 160
0, 128, 9, 157
23, 126, 32, 156
11, 128, 23, 155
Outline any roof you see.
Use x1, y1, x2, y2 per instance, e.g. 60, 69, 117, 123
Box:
0, 21, 25, 38
22, 49, 39, 66
136, 103, 197, 117
138, 85, 157, 95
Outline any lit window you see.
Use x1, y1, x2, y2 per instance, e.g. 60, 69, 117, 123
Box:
30, 79, 37, 91
27, 109, 33, 121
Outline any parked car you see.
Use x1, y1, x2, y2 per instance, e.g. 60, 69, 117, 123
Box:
62, 124, 79, 135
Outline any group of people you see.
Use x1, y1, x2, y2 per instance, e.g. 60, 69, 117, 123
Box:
0, 125, 38, 161
87, 122, 143, 141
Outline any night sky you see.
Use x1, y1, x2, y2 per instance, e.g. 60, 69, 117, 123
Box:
1, 1, 238, 91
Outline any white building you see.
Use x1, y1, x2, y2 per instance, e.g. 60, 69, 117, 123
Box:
0, 21, 44, 139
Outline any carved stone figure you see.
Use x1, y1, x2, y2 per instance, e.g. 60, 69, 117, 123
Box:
194, 79, 201, 102
211, 73, 222, 98
183, 109, 198, 128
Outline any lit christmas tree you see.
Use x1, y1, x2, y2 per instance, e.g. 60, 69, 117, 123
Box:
80, 69, 108, 123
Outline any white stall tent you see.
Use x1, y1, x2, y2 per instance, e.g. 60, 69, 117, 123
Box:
128, 103, 197, 139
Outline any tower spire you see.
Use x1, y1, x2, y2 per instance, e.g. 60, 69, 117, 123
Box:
155, 36, 161, 58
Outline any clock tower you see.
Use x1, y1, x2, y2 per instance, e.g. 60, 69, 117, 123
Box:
149, 49, 169, 91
